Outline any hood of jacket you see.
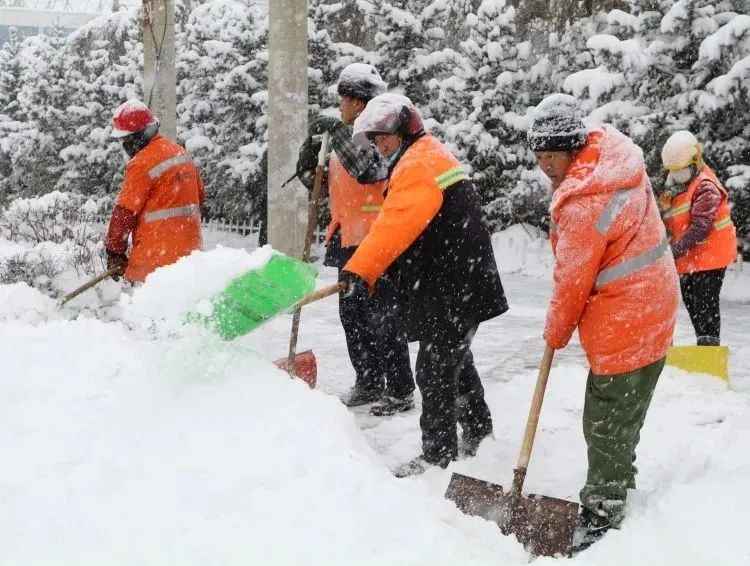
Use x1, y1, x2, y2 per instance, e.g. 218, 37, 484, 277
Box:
551, 125, 646, 215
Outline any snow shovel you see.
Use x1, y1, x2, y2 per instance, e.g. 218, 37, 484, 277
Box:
445, 346, 579, 557
275, 131, 331, 384
59, 266, 120, 307
197, 253, 319, 340
666, 345, 729, 382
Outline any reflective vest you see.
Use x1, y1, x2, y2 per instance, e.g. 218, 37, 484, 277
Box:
345, 134, 470, 287
116, 135, 204, 282
344, 134, 507, 339
325, 154, 386, 248
662, 166, 737, 274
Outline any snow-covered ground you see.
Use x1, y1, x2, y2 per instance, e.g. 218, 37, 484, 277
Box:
1, 225, 749, 565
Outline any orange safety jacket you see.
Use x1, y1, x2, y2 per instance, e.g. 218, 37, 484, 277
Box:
344, 135, 465, 286
662, 166, 737, 274
545, 126, 679, 375
344, 134, 507, 340
325, 154, 385, 248
113, 135, 204, 282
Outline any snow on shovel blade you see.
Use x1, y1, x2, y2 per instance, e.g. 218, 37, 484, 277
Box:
273, 350, 317, 388
187, 254, 318, 340
445, 473, 579, 558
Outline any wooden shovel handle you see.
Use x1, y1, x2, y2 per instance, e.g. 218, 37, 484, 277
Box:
59, 267, 120, 306
301, 131, 330, 264
294, 282, 343, 309
288, 132, 331, 371
512, 345, 555, 496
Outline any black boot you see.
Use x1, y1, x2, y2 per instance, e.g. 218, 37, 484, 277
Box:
459, 429, 492, 458
393, 453, 450, 478
571, 507, 611, 554
369, 393, 414, 416
340, 386, 382, 407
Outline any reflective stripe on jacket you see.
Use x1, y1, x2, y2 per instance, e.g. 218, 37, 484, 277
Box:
344, 134, 465, 286
344, 134, 507, 340
325, 154, 386, 248
662, 166, 737, 274
115, 135, 204, 282
545, 126, 679, 375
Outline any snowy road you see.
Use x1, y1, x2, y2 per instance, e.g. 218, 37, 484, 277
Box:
240, 255, 750, 565
246, 262, 749, 481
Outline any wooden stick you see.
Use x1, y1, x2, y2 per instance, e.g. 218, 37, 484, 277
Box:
287, 131, 330, 375
511, 345, 555, 497
294, 283, 343, 310
59, 267, 120, 307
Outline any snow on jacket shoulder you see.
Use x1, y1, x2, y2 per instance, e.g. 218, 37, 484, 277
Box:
545, 126, 679, 375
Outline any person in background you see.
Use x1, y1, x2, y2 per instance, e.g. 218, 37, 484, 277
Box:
659, 130, 738, 346
297, 64, 415, 416
106, 99, 204, 283
342, 93, 508, 476
527, 94, 679, 550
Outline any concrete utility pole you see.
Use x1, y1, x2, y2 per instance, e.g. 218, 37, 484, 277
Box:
267, 0, 308, 257
142, 0, 176, 139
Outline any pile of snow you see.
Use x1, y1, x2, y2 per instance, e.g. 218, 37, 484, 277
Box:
492, 224, 553, 277
0, 282, 60, 324
722, 264, 750, 303
0, 285, 519, 565
122, 245, 274, 333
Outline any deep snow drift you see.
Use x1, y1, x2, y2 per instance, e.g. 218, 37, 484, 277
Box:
1, 227, 749, 566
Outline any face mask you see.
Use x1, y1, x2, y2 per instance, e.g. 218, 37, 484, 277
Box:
668, 166, 693, 185
381, 142, 404, 168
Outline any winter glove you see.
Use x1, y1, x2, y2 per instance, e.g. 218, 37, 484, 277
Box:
106, 250, 128, 282
339, 270, 369, 303
310, 115, 343, 136
296, 136, 322, 191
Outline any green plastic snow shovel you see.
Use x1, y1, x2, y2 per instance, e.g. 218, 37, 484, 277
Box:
193, 253, 318, 340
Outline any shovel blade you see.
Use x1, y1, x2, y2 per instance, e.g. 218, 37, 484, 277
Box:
666, 345, 729, 382
445, 473, 579, 557
273, 350, 317, 388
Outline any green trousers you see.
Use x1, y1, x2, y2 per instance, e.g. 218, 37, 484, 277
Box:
580, 357, 665, 527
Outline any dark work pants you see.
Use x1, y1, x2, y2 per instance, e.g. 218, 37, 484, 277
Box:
416, 324, 493, 464
333, 240, 413, 399
679, 268, 726, 346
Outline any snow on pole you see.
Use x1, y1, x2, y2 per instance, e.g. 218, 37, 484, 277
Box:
142, 0, 176, 140
268, 0, 308, 258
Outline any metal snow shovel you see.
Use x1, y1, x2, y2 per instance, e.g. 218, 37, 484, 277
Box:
445, 346, 579, 557
59, 266, 121, 307
273, 131, 331, 384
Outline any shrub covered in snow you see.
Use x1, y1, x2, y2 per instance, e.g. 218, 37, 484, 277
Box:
0, 192, 111, 290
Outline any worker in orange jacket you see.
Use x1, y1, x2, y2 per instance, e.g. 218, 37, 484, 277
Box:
343, 94, 508, 477
297, 64, 414, 416
528, 94, 679, 550
105, 100, 204, 283
660, 131, 738, 346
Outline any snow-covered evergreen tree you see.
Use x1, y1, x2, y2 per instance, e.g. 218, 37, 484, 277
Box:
0, 27, 23, 117
53, 12, 142, 199
178, 0, 267, 220
452, 1, 547, 230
